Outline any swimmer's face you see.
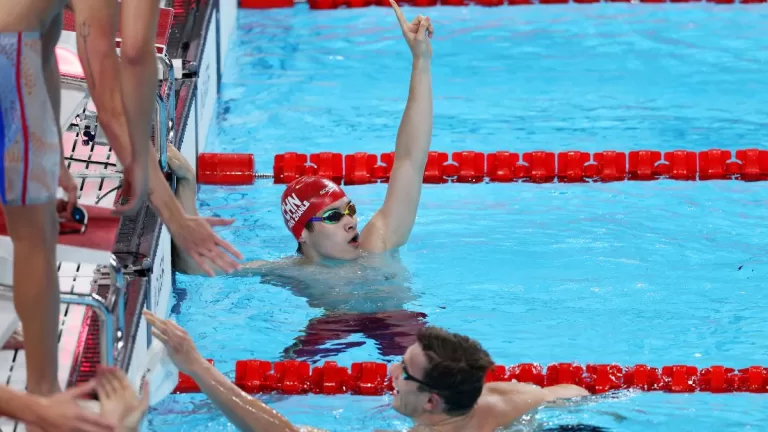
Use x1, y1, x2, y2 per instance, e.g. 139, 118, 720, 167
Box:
390, 344, 440, 418
300, 197, 361, 261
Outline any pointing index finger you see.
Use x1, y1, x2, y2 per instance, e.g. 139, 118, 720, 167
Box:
389, 0, 409, 31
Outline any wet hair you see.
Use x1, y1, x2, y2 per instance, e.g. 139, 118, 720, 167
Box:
416, 327, 494, 417
295, 221, 315, 255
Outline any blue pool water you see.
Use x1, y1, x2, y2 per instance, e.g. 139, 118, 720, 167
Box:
148, 3, 768, 431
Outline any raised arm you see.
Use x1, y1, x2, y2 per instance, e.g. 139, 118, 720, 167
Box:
362, 2, 434, 252
143, 310, 324, 432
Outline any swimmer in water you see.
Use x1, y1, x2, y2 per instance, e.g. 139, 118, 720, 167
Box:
174, 1, 434, 278
170, 1, 435, 360
142, 309, 591, 432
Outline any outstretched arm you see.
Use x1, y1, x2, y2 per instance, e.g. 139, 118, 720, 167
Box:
363, 2, 434, 253
166, 145, 272, 276
144, 310, 325, 432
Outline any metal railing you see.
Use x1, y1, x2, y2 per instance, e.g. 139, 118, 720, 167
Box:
0, 255, 126, 367
63, 256, 126, 366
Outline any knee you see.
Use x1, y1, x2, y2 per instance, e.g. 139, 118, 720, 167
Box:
119, 39, 156, 67
3, 204, 58, 246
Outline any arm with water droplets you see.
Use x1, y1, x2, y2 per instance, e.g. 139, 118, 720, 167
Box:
144, 310, 325, 432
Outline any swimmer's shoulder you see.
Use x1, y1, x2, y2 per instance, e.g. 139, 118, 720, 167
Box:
474, 382, 551, 430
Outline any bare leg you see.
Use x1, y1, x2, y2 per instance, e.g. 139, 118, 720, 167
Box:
4, 9, 70, 400
70, 3, 127, 158
4, 202, 61, 396
69, 0, 149, 214
117, 0, 159, 202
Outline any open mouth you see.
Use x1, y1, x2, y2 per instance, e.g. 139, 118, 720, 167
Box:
348, 233, 360, 245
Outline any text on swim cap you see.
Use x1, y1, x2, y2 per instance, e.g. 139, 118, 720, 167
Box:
319, 185, 337, 196
282, 193, 311, 229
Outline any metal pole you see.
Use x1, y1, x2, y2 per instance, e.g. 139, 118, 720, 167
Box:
60, 293, 114, 367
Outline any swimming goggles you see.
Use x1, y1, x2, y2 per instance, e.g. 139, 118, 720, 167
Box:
59, 204, 89, 235
309, 202, 356, 224
402, 360, 482, 395
402, 361, 436, 391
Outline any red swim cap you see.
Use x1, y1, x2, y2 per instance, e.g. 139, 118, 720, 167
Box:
281, 176, 347, 240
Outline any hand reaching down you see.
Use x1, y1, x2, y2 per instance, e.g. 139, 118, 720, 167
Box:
114, 158, 150, 217
168, 215, 243, 276
95, 368, 149, 432
34, 381, 118, 432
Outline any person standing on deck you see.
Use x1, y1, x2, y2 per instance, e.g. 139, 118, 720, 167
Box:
0, 0, 243, 423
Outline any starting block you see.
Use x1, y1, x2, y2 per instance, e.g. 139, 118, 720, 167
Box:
0, 203, 121, 349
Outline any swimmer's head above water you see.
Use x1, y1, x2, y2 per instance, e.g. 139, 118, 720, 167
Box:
281, 176, 361, 261
389, 327, 493, 421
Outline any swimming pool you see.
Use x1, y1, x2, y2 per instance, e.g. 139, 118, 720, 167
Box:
148, 3, 768, 431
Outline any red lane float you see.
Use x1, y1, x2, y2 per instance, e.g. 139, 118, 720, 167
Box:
198, 153, 257, 185
272, 149, 768, 185
172, 359, 768, 395
241, 0, 294, 7
240, 0, 765, 9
